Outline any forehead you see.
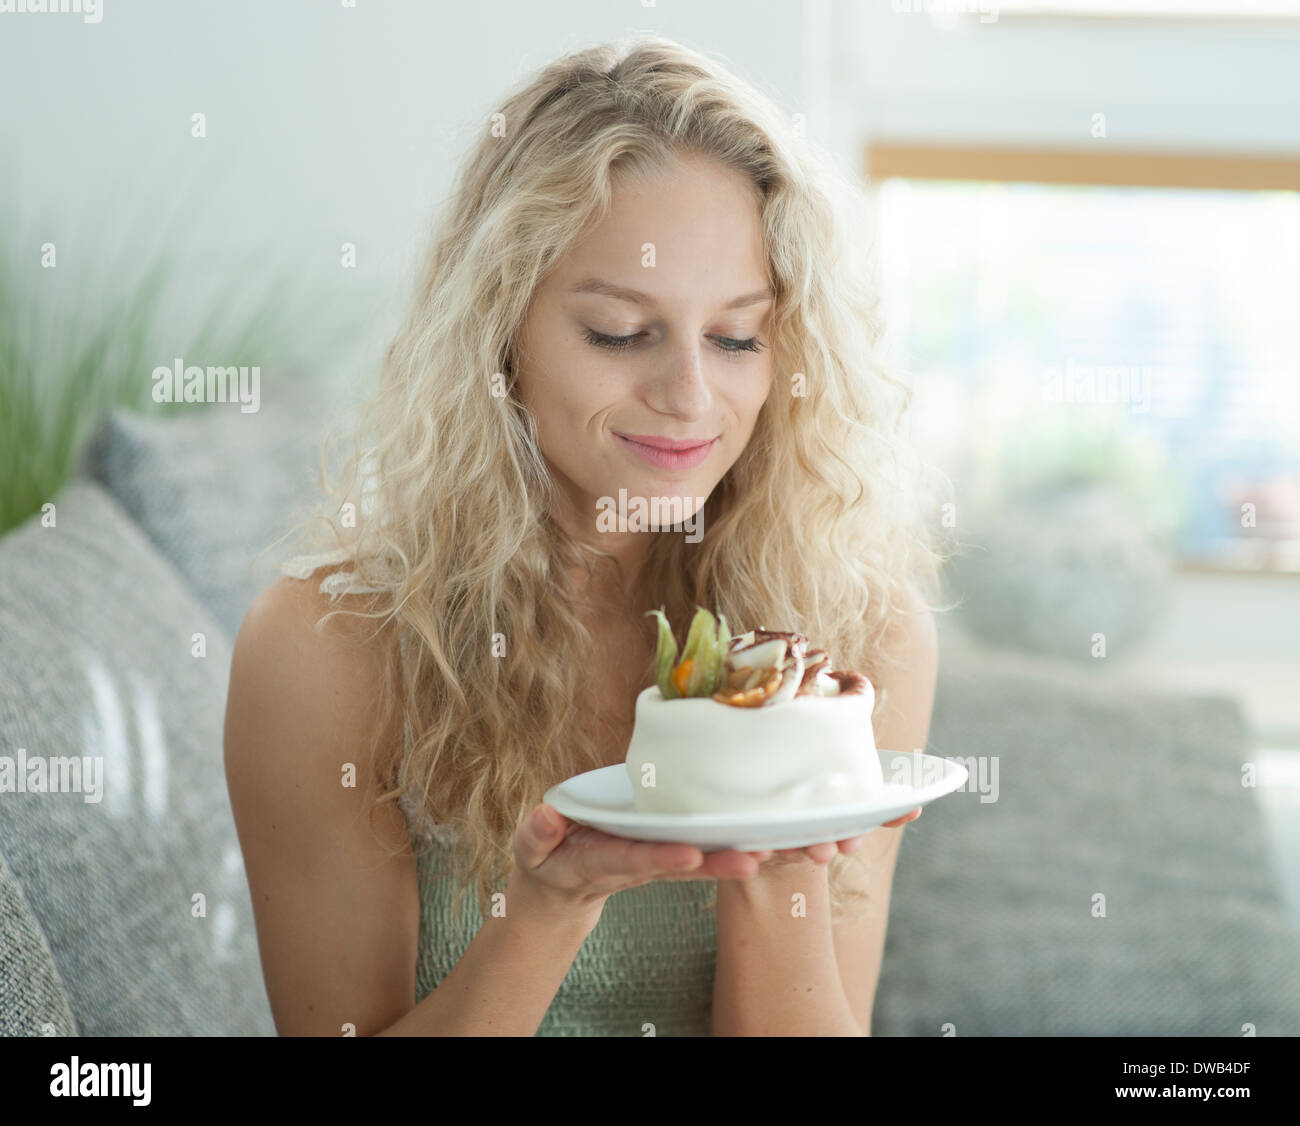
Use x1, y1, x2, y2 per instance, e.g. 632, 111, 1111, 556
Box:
552, 154, 769, 298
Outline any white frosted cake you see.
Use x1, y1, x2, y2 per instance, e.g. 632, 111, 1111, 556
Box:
625, 609, 883, 815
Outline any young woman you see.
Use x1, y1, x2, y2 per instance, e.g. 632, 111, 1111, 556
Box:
224, 34, 939, 1038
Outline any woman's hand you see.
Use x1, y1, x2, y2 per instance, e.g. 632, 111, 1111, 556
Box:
740, 806, 923, 871
511, 802, 796, 916
512, 802, 925, 919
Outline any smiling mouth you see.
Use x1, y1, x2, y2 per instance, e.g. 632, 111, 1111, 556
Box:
613, 432, 717, 451
614, 432, 718, 470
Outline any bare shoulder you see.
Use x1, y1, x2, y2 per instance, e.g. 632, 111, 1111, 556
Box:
225, 569, 406, 827
872, 582, 939, 755
880, 581, 938, 673
236, 569, 392, 681
223, 571, 416, 1036
229, 572, 399, 749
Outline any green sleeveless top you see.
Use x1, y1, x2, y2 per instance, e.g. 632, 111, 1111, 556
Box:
398, 792, 719, 1037
280, 549, 719, 1036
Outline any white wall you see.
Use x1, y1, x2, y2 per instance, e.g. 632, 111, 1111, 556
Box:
1, 0, 810, 383
832, 2, 1300, 154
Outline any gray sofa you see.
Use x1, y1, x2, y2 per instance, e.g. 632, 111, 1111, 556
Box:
2, 386, 1298, 1036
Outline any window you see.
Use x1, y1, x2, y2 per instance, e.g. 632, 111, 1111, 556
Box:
876, 178, 1300, 570
992, 0, 1300, 17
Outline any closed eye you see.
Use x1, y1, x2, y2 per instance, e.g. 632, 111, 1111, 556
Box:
583, 329, 764, 355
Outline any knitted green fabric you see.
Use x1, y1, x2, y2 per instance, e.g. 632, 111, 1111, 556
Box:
409, 836, 718, 1036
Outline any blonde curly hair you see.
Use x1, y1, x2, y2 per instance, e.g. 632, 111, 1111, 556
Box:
282, 33, 942, 924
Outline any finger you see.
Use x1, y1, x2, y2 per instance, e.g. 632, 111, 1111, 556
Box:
882, 807, 923, 828
554, 835, 697, 889
635, 838, 706, 876
615, 839, 756, 882
655, 856, 759, 880
517, 803, 565, 870
764, 844, 832, 865
653, 848, 761, 880
806, 842, 838, 864
703, 849, 764, 879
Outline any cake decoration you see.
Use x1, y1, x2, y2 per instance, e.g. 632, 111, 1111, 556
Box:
626, 607, 884, 815
647, 607, 870, 708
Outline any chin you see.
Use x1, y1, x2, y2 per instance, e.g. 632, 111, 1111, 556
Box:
593, 485, 708, 533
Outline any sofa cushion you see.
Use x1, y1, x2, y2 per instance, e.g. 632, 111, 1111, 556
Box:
0, 480, 275, 1035
0, 850, 79, 1036
80, 385, 340, 639
874, 643, 1300, 1036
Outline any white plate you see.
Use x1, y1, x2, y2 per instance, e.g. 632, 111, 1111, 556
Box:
542, 750, 968, 852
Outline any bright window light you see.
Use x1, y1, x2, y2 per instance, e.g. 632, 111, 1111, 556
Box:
876, 179, 1300, 571
992, 0, 1300, 15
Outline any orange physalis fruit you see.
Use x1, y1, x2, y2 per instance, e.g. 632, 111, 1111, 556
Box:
672, 659, 693, 696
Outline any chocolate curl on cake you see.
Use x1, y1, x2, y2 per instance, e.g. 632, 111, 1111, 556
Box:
695, 617, 875, 708
714, 632, 809, 707
769, 644, 805, 706
826, 669, 870, 696
728, 628, 809, 654
713, 634, 785, 706
794, 649, 831, 697
727, 637, 788, 677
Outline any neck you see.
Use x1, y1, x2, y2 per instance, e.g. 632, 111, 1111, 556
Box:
567, 551, 646, 618
549, 493, 653, 615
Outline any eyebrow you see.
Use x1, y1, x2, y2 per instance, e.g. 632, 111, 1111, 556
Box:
569, 277, 774, 310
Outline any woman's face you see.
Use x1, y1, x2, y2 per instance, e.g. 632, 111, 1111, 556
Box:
514, 151, 774, 568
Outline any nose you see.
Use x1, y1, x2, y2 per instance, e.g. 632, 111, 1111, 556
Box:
649, 340, 712, 420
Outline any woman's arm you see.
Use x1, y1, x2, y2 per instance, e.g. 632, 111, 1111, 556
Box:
375, 870, 600, 1036
713, 861, 863, 1036
224, 575, 598, 1036
711, 592, 938, 1036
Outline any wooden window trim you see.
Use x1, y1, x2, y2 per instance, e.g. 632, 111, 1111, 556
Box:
865, 143, 1300, 191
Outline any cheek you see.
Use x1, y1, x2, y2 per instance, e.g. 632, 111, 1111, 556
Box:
734, 362, 775, 420
556, 369, 617, 430
518, 330, 591, 416
721, 366, 773, 453
528, 359, 620, 448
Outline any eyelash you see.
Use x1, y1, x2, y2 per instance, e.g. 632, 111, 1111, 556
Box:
584, 329, 764, 355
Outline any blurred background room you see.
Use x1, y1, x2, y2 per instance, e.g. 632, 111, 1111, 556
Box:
1, 0, 1298, 1038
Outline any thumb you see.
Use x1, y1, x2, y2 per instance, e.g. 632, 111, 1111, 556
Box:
518, 803, 563, 866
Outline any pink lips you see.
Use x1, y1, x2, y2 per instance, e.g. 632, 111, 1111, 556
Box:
614, 432, 717, 470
